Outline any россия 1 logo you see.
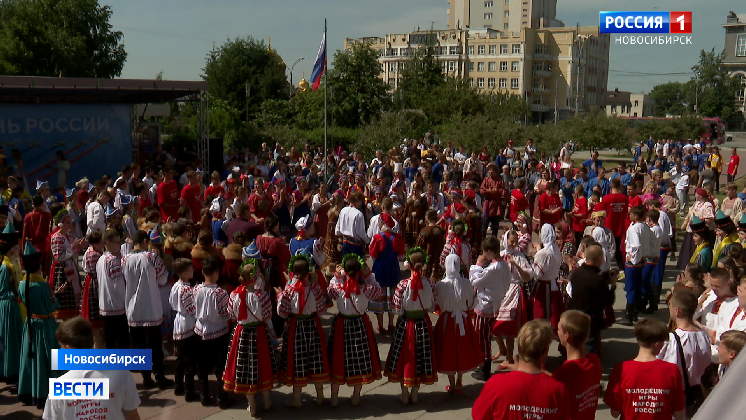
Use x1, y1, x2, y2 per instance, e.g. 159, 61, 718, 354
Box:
600, 11, 692, 45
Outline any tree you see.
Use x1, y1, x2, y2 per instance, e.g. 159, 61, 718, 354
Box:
649, 82, 688, 117
691, 48, 742, 122
562, 111, 632, 152
203, 36, 288, 121
355, 111, 421, 158
328, 42, 391, 128
396, 33, 446, 110
0, 0, 126, 77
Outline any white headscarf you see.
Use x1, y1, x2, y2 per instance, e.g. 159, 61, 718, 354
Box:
500, 230, 520, 257
443, 253, 468, 335
592, 227, 612, 271
540, 223, 560, 255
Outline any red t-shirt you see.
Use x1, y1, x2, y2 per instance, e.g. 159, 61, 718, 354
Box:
138, 197, 152, 216
509, 189, 529, 223
204, 184, 225, 200
603, 360, 685, 420
472, 370, 571, 420
157, 180, 179, 222
180, 184, 203, 220
602, 193, 629, 237
628, 195, 642, 209
728, 154, 740, 176
552, 353, 602, 420
538, 192, 563, 227
571, 196, 589, 233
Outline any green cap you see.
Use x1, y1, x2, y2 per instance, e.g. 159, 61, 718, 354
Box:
23, 239, 38, 256
2, 222, 15, 234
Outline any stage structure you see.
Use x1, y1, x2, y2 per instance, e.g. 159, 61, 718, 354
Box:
0, 76, 208, 189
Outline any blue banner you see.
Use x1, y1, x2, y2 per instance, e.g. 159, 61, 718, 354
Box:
51, 349, 152, 371
600, 11, 671, 33
0, 104, 131, 191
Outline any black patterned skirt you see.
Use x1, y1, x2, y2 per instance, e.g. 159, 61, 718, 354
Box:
279, 314, 330, 387
328, 315, 382, 386
384, 312, 438, 387
223, 322, 278, 394
51, 260, 79, 320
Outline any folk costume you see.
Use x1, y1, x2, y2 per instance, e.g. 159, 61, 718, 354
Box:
80, 245, 103, 328
335, 202, 369, 258
369, 213, 405, 315
531, 224, 564, 332
689, 216, 713, 272
712, 210, 738, 269
434, 254, 483, 375
278, 255, 331, 386
223, 263, 278, 395
384, 248, 439, 387
492, 231, 533, 338
49, 209, 82, 320
96, 247, 129, 351
415, 222, 446, 280
169, 275, 198, 397
0, 221, 21, 383
439, 220, 472, 276
119, 195, 136, 256
18, 240, 59, 408
193, 280, 232, 404
290, 215, 329, 307
221, 242, 244, 292
324, 201, 344, 264
403, 192, 428, 243
327, 255, 384, 386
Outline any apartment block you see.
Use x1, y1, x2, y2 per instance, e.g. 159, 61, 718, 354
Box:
447, 0, 563, 32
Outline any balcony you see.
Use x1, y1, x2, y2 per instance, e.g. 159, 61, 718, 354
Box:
532, 70, 551, 77
531, 87, 550, 94
533, 53, 551, 60
532, 104, 549, 112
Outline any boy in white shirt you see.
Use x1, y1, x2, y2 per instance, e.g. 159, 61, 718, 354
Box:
169, 258, 198, 402
621, 205, 651, 325
676, 171, 690, 217
43, 317, 141, 420
96, 230, 129, 351
193, 257, 233, 408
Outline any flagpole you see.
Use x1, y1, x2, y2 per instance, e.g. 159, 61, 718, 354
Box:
323, 18, 328, 182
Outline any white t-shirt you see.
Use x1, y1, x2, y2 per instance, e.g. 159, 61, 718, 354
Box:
657, 329, 712, 386
676, 174, 689, 192
43, 369, 140, 420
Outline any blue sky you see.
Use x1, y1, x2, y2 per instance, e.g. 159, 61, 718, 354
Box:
107, 0, 741, 94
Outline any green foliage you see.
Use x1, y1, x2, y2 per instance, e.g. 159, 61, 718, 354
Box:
0, 0, 126, 77
396, 35, 446, 110
203, 36, 288, 121
355, 112, 418, 158
562, 111, 632, 152
691, 48, 742, 122
632, 116, 705, 142
257, 99, 294, 127
648, 82, 689, 117
293, 87, 325, 130
328, 42, 392, 128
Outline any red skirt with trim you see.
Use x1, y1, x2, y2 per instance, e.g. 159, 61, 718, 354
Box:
80, 273, 103, 328
328, 315, 382, 386
50, 259, 79, 320
530, 281, 564, 332
433, 311, 483, 374
384, 315, 438, 387
492, 285, 529, 338
223, 322, 278, 394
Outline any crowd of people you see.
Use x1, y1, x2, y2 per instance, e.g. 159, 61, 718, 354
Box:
0, 136, 745, 419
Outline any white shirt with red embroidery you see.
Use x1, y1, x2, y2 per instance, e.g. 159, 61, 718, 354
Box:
122, 251, 169, 327
83, 247, 102, 275
392, 276, 437, 315
96, 252, 126, 316
170, 280, 196, 340
328, 272, 382, 316
229, 288, 272, 324
193, 283, 230, 339
277, 278, 326, 318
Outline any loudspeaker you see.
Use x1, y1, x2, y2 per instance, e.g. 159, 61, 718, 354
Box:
207, 137, 224, 175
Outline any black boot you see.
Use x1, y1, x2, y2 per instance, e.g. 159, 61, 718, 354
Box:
472, 361, 492, 381
618, 304, 636, 326
217, 390, 235, 410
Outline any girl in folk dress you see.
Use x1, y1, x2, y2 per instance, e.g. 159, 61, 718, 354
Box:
439, 219, 472, 276
277, 255, 330, 408
385, 248, 438, 405
369, 213, 405, 333
327, 254, 384, 407
491, 230, 534, 367
434, 254, 483, 394
49, 209, 85, 320
80, 232, 105, 348
531, 224, 564, 333
223, 263, 278, 417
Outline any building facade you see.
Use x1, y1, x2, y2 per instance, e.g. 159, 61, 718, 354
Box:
344, 25, 610, 122
723, 11, 746, 125
604, 89, 655, 117
447, 0, 563, 32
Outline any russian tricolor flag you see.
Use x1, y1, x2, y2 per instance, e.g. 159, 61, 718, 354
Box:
311, 32, 326, 91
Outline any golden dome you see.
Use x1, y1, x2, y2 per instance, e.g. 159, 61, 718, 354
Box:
298, 71, 309, 92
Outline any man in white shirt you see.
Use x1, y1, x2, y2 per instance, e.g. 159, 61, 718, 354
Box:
122, 230, 172, 390
335, 191, 369, 257
141, 166, 155, 189
86, 191, 109, 235
43, 317, 141, 420
621, 205, 651, 326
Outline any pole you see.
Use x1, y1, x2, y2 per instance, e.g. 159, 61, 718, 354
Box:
245, 83, 250, 124
324, 19, 328, 182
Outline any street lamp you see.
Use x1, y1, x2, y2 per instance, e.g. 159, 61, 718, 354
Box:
693, 70, 699, 115
290, 57, 305, 95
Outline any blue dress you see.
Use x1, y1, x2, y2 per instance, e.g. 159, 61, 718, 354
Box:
371, 233, 401, 289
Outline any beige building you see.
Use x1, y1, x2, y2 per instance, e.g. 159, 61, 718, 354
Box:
447, 0, 563, 32
344, 24, 610, 122
605, 89, 655, 117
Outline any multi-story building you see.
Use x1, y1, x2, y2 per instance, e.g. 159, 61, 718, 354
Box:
604, 89, 655, 117
447, 0, 563, 31
344, 24, 609, 122
723, 11, 746, 126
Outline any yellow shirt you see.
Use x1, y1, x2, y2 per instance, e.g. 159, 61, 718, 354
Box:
710, 154, 723, 171
3, 255, 25, 321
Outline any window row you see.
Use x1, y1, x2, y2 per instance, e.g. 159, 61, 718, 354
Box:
469, 44, 521, 55
469, 61, 520, 72
469, 77, 519, 89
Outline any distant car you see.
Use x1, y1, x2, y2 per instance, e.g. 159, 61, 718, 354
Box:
726, 132, 733, 142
